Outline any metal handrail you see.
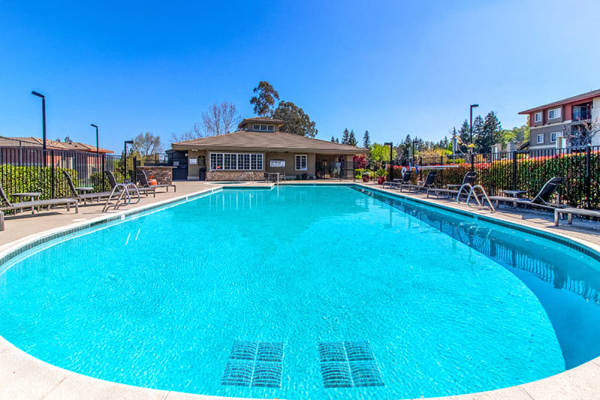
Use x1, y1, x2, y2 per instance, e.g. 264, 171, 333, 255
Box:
102, 183, 141, 212
454, 183, 473, 202
466, 185, 495, 212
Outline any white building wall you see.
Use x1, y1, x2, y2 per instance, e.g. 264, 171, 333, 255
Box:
593, 97, 600, 146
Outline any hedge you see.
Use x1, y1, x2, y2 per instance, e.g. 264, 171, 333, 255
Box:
0, 165, 79, 201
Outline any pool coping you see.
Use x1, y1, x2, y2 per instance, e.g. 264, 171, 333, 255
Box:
1, 182, 599, 399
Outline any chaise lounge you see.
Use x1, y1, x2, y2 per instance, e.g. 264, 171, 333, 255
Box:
62, 171, 113, 204
382, 169, 412, 189
399, 171, 437, 193
489, 177, 564, 211
427, 171, 477, 200
0, 183, 78, 215
137, 170, 176, 193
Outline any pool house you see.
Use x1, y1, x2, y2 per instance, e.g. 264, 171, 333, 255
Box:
170, 117, 366, 181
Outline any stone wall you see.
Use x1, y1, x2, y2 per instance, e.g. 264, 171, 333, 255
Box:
206, 170, 264, 181
137, 166, 174, 184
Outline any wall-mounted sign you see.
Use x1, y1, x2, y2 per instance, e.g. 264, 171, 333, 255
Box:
270, 160, 285, 168
189, 158, 198, 165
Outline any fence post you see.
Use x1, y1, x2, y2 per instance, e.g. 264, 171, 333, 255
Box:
50, 150, 55, 198
133, 156, 137, 184
102, 154, 106, 191
585, 145, 591, 209
470, 151, 474, 173
512, 151, 517, 190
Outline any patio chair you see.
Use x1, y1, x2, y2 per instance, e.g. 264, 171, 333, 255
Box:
0, 182, 78, 215
400, 171, 437, 193
382, 169, 412, 189
137, 170, 176, 193
427, 171, 477, 199
489, 177, 564, 211
62, 170, 112, 204
105, 170, 156, 197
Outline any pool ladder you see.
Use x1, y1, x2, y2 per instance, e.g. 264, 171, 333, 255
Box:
102, 183, 142, 212
455, 184, 495, 212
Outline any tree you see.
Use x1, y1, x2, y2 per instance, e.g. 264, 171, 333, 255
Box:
369, 143, 397, 162
348, 130, 357, 146
475, 112, 501, 153
271, 101, 318, 137
133, 132, 162, 157
363, 130, 370, 149
250, 81, 279, 116
456, 120, 471, 154
341, 129, 350, 144
331, 136, 336, 143
202, 102, 241, 136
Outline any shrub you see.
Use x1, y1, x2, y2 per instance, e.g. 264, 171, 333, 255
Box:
0, 165, 78, 200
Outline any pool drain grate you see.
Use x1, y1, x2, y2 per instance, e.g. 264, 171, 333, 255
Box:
318, 341, 384, 388
221, 341, 284, 388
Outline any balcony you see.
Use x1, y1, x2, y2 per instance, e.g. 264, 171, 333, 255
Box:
572, 104, 592, 121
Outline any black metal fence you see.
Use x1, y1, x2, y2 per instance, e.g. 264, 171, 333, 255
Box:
0, 142, 121, 200
359, 146, 600, 209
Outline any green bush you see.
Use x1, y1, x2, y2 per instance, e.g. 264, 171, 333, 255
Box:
90, 170, 124, 192
0, 165, 78, 200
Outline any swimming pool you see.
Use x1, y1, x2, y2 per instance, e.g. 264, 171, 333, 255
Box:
0, 185, 599, 399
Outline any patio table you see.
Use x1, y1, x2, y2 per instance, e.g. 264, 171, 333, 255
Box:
503, 190, 526, 207
12, 192, 42, 214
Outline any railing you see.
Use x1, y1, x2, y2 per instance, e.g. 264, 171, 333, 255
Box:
357, 145, 600, 209
0, 140, 121, 200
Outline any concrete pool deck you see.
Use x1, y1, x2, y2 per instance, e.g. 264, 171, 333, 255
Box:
1, 180, 600, 399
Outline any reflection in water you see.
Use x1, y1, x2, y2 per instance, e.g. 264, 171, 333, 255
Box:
355, 186, 600, 367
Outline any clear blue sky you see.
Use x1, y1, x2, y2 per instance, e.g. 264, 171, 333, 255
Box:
1, 0, 599, 152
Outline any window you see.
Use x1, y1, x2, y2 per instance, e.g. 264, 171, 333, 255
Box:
550, 132, 560, 142
534, 112, 542, 123
295, 154, 307, 171
548, 107, 561, 120
267, 125, 274, 131
210, 153, 224, 170
253, 124, 260, 130
537, 134, 544, 144
210, 153, 262, 170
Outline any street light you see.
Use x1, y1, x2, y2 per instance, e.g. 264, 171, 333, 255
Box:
31, 91, 47, 163
469, 104, 479, 145
384, 142, 393, 181
90, 123, 99, 155
124, 140, 134, 181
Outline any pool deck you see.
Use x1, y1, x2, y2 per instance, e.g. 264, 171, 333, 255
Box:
1, 180, 600, 400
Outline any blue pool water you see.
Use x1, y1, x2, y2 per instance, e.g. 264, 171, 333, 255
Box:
1, 185, 600, 399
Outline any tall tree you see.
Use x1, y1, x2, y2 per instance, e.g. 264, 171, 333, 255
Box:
475, 112, 500, 153
341, 129, 350, 144
331, 136, 336, 143
202, 102, 241, 136
363, 130, 370, 149
250, 81, 280, 116
348, 130, 357, 146
457, 120, 471, 153
133, 132, 162, 156
271, 101, 318, 137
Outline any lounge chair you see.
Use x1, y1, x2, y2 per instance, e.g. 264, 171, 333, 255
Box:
0, 182, 78, 215
427, 171, 477, 199
489, 177, 564, 211
62, 171, 112, 204
400, 171, 437, 193
383, 169, 412, 189
137, 170, 176, 193
105, 170, 156, 197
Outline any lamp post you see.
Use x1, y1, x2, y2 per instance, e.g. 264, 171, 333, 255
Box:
31, 91, 47, 165
469, 104, 479, 146
384, 142, 393, 181
124, 140, 134, 181
469, 104, 479, 172
90, 124, 99, 155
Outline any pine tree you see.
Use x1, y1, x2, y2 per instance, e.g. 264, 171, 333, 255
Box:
475, 111, 502, 153
348, 130, 357, 146
472, 115, 485, 152
331, 136, 336, 143
341, 128, 350, 144
363, 130, 370, 148
457, 120, 471, 153
335, 138, 340, 144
